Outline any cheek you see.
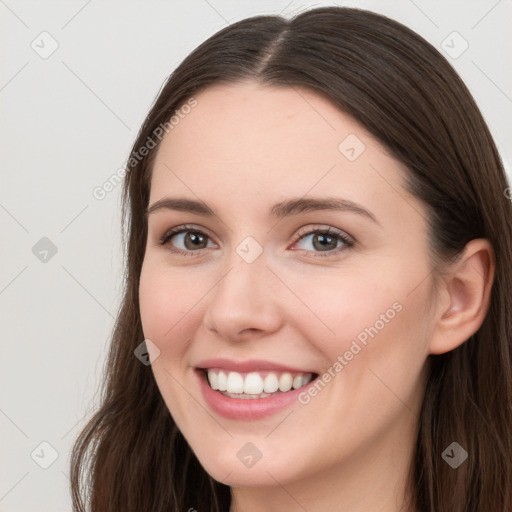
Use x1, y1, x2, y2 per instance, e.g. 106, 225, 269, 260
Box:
290, 262, 431, 381
138, 261, 205, 351
138, 262, 203, 424
287, 271, 430, 462
285, 267, 401, 352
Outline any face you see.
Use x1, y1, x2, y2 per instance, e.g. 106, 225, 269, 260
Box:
139, 82, 435, 494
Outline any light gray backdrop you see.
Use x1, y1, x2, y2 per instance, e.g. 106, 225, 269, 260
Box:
1, 1, 511, 510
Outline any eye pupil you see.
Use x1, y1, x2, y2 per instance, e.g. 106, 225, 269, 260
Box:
185, 232, 207, 249
313, 234, 337, 251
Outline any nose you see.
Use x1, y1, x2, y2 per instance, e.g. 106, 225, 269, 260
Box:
203, 250, 284, 342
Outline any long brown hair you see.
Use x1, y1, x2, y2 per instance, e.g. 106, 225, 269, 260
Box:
70, 7, 512, 511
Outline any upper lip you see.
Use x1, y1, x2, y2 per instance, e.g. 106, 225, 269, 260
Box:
195, 358, 316, 374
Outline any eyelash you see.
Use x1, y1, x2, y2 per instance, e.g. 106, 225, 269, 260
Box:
158, 223, 354, 258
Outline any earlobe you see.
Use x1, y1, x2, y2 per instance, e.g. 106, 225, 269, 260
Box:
429, 239, 495, 355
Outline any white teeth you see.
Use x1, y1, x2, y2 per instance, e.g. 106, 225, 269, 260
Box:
208, 371, 219, 390
205, 369, 314, 397
244, 372, 264, 394
263, 373, 279, 393
226, 372, 244, 393
217, 371, 227, 391
278, 373, 293, 392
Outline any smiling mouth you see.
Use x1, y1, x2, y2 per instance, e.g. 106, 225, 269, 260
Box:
201, 368, 318, 399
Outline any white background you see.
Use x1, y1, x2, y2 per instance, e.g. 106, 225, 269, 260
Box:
1, 1, 511, 510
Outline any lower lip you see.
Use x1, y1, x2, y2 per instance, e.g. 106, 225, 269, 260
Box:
196, 370, 310, 421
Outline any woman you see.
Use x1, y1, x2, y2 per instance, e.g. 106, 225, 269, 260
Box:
70, 6, 512, 511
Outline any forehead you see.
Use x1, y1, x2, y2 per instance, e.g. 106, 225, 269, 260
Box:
155, 81, 372, 168
149, 82, 411, 224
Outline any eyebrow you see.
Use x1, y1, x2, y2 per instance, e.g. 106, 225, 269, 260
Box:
146, 196, 379, 224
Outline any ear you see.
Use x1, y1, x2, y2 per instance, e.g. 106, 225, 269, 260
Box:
429, 238, 495, 355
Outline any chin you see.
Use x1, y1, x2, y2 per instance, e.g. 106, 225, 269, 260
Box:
194, 443, 306, 488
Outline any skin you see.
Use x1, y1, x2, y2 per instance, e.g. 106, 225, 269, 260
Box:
138, 81, 494, 512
